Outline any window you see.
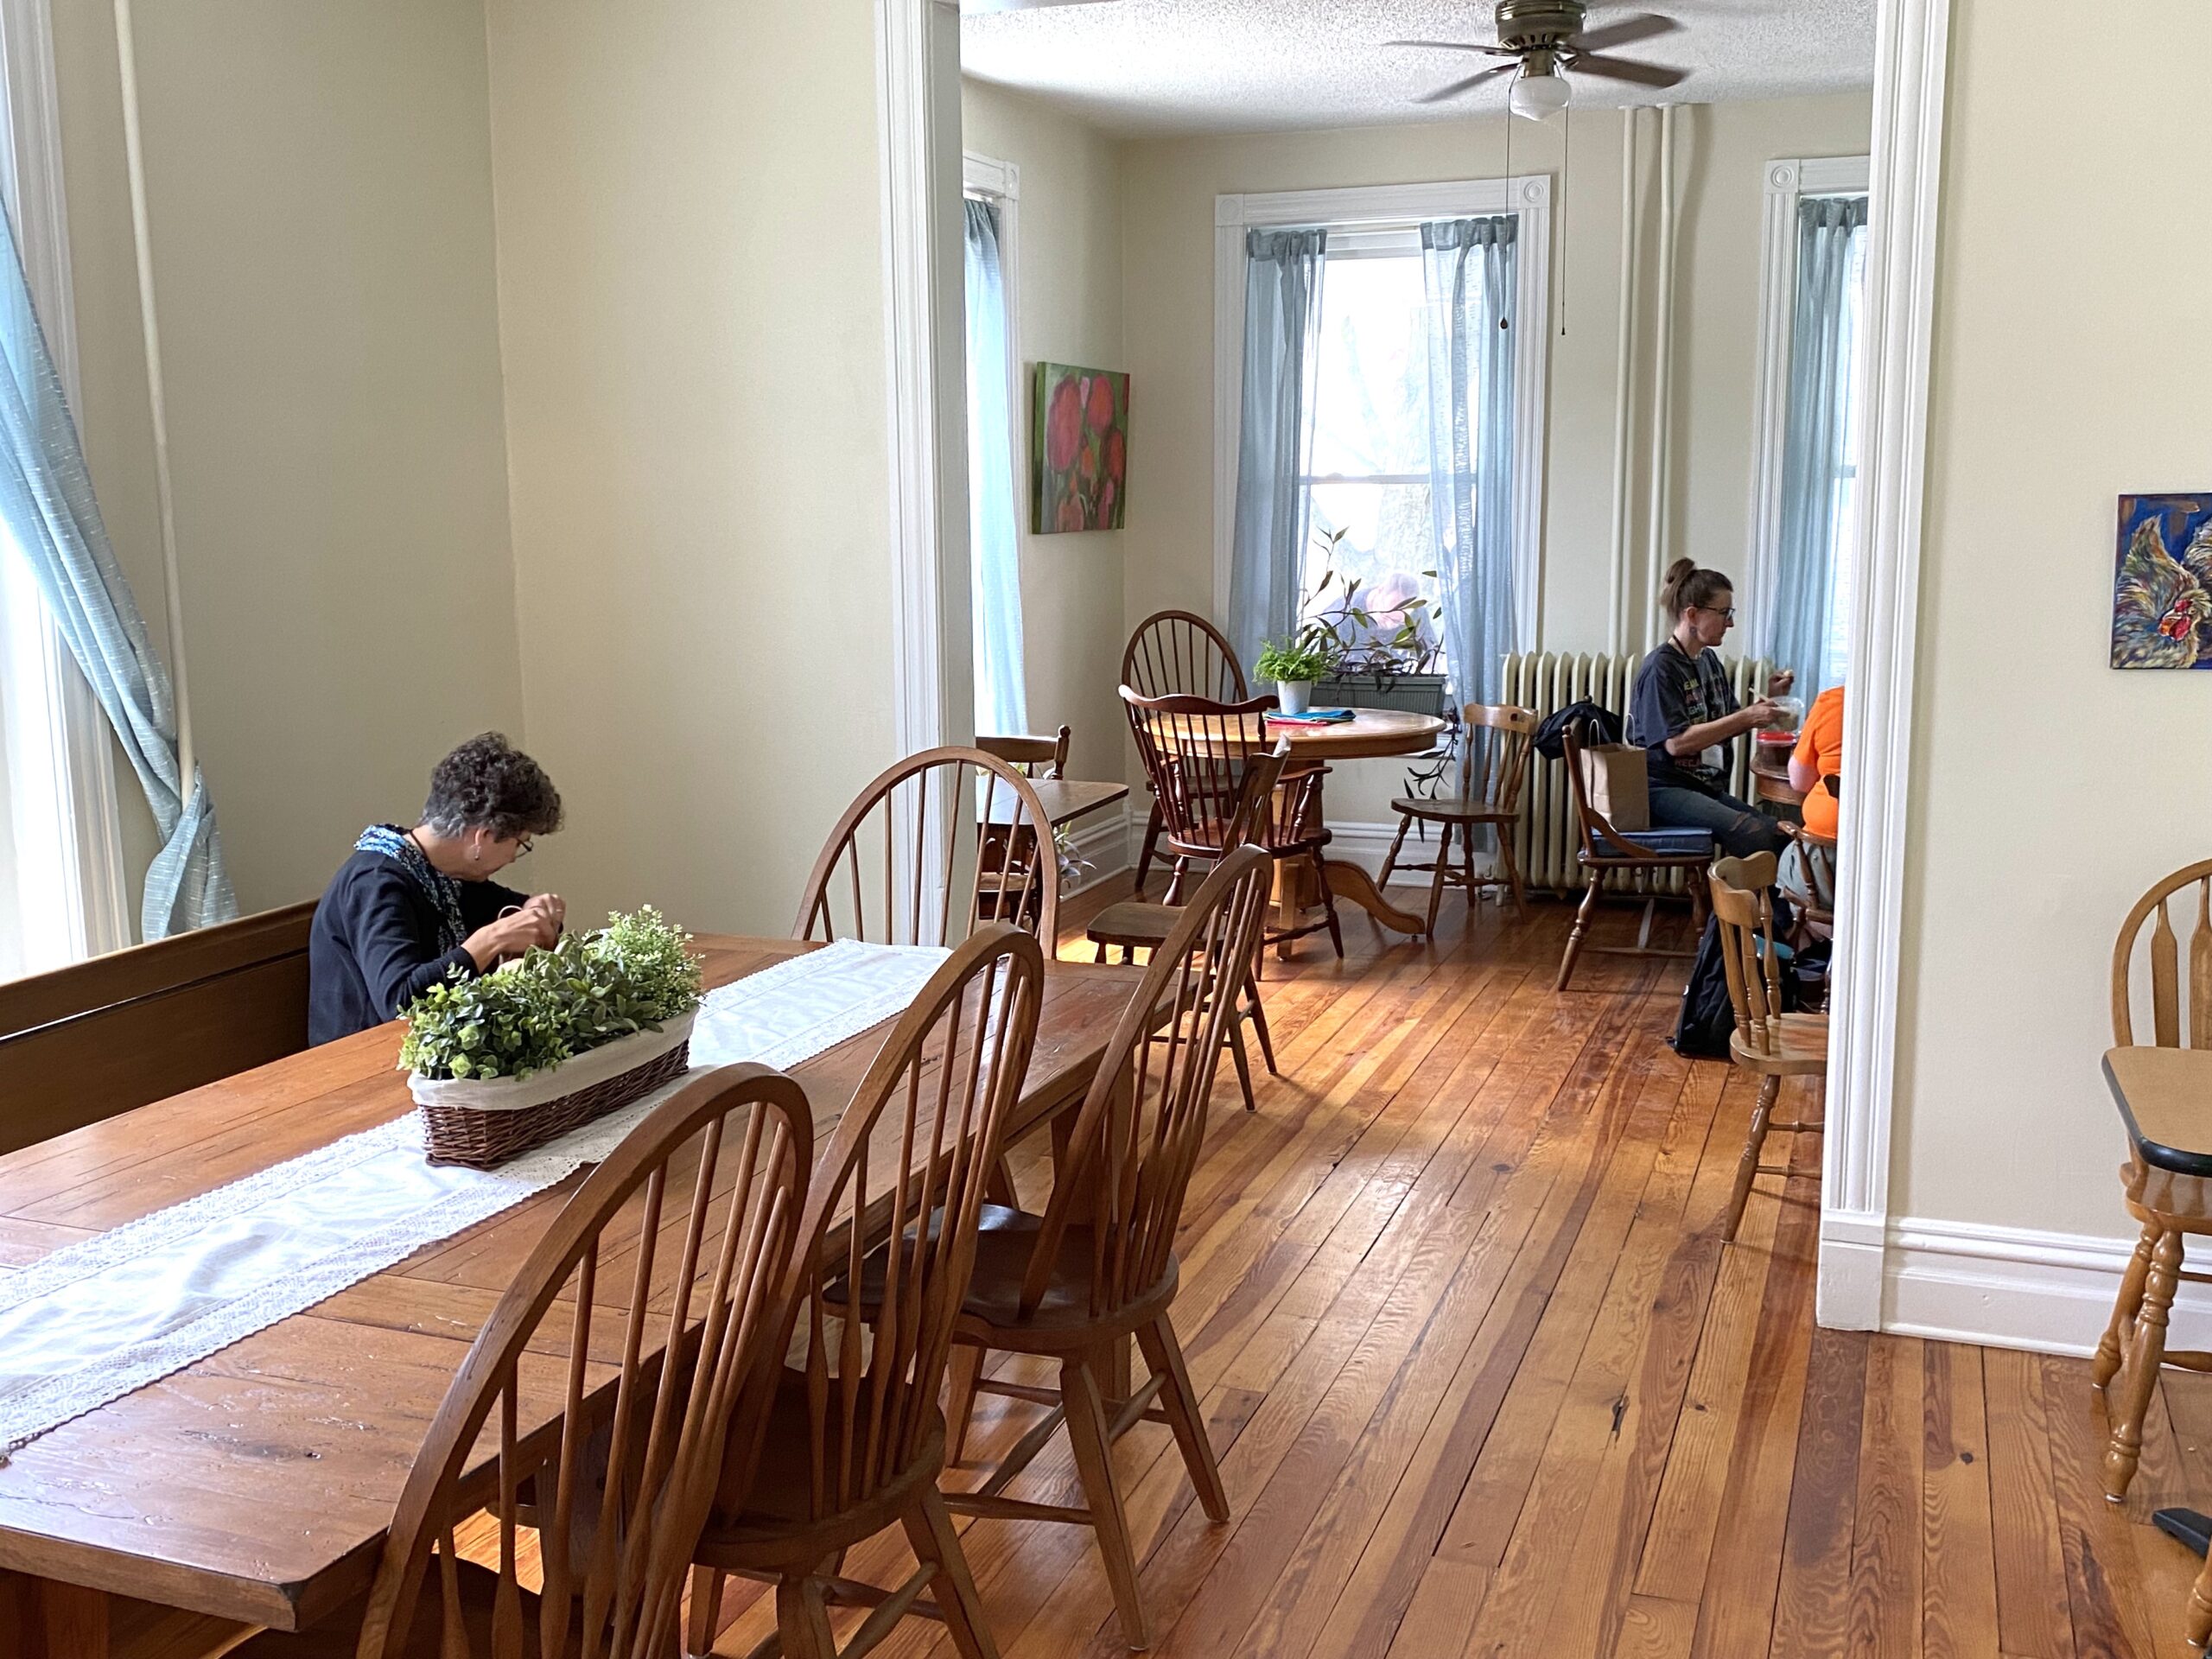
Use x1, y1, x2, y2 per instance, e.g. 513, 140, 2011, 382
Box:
0, 0, 127, 975
962, 155, 1027, 737
1300, 238, 1443, 672
1748, 157, 1872, 697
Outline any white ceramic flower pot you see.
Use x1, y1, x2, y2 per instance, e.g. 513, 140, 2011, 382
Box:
1276, 680, 1314, 715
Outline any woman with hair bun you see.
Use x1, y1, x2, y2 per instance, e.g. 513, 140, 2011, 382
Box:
308, 732, 568, 1044
1625, 559, 1793, 858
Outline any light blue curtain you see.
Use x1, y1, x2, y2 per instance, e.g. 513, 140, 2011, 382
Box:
1421, 216, 1519, 709
1228, 227, 1326, 671
1766, 194, 1869, 698
963, 197, 1028, 738
0, 204, 233, 940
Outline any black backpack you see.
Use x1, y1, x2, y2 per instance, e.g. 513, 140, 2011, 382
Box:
1534, 700, 1623, 760
1670, 893, 1801, 1058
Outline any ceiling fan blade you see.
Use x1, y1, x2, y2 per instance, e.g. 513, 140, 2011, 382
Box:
1387, 38, 1520, 56
961, 0, 1122, 11
1417, 63, 1517, 103
1569, 13, 1681, 54
1569, 52, 1688, 87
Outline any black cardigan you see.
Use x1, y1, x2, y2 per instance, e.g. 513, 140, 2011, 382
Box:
308, 850, 529, 1046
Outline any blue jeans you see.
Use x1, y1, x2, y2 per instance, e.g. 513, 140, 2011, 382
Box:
1647, 784, 1789, 859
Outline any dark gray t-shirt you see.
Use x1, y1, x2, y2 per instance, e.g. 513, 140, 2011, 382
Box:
1627, 639, 1739, 793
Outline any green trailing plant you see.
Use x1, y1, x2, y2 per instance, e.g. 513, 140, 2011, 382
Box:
399, 906, 703, 1083
1299, 526, 1442, 679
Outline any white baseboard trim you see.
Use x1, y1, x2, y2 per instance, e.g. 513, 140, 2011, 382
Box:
1880, 1213, 2197, 1357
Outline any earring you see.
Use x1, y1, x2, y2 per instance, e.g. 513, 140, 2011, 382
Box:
470, 842, 482, 862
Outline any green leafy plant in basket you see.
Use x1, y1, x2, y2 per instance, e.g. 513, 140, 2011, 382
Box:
398, 906, 702, 1083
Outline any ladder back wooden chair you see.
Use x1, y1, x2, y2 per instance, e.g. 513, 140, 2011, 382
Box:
1086, 741, 1290, 1112
796, 746, 1058, 950
1554, 723, 1716, 992
235, 1066, 813, 1659
686, 925, 1044, 1659
2095, 859, 2212, 1518
1122, 611, 1249, 893
976, 727, 1071, 780
1123, 687, 1342, 962
936, 849, 1273, 1649
1376, 702, 1538, 936
1708, 853, 1827, 1243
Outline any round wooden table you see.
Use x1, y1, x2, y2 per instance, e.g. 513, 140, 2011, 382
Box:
1266, 709, 1448, 940
1750, 738, 1805, 808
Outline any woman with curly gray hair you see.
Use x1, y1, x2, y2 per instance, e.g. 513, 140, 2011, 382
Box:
308, 733, 567, 1044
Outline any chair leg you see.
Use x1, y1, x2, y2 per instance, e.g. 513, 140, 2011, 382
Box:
1225, 1016, 1257, 1112
1164, 856, 1192, 907
903, 1484, 1001, 1659
2104, 1225, 2182, 1503
2096, 1217, 2160, 1393
1497, 829, 1529, 918
1458, 819, 1481, 925
1556, 872, 1602, 991
1242, 968, 1277, 1075
776, 1569, 841, 1659
1423, 822, 1454, 939
1311, 851, 1345, 959
945, 1339, 986, 1465
1062, 1351, 1148, 1649
1722, 1075, 1781, 1243
1094, 941, 1108, 963
685, 1567, 725, 1659
1136, 1315, 1229, 1524
1134, 800, 1164, 895
1378, 812, 1414, 891
2190, 1547, 2212, 1651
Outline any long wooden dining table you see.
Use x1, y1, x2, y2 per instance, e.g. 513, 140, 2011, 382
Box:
0, 934, 1138, 1658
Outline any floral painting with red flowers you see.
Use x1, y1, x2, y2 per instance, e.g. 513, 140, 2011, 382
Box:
1032, 362, 1129, 534
2112, 493, 2212, 668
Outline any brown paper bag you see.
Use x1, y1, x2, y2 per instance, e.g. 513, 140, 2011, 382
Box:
1579, 743, 1649, 831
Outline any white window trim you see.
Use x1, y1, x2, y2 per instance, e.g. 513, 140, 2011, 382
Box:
1743, 154, 1872, 655
1214, 175, 1553, 652
0, 0, 130, 960
962, 149, 1026, 564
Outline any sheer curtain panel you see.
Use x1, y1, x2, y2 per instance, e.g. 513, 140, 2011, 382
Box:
1764, 194, 1869, 697
1421, 216, 1519, 708
0, 204, 233, 939
963, 197, 1028, 738
1229, 227, 1326, 670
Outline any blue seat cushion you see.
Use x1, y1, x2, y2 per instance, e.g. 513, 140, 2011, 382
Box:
1590, 825, 1714, 861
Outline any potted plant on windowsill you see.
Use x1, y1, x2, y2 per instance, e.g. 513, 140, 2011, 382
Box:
398, 906, 704, 1169
1252, 636, 1337, 715
1301, 530, 1451, 717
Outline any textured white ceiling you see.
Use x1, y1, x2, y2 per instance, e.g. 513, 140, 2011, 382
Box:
961, 0, 1877, 137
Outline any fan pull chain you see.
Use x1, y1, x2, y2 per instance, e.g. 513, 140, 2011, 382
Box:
1559, 99, 1572, 338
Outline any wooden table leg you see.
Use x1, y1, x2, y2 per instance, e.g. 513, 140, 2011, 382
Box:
1319, 859, 1429, 937
2, 1574, 109, 1659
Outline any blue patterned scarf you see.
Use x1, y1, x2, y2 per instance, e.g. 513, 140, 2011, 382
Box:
356, 824, 468, 954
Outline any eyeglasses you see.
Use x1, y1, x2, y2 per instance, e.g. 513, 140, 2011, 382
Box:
1694, 605, 1737, 622
511, 837, 534, 861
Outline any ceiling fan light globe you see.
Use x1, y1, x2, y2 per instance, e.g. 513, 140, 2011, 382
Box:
1508, 70, 1571, 121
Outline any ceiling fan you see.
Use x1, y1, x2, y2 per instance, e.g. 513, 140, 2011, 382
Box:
1395, 1, 1688, 118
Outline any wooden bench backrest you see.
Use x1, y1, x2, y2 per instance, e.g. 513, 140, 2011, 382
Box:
0, 900, 318, 1154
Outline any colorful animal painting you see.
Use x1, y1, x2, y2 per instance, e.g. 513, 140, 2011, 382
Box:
2113, 494, 2212, 669
1033, 363, 1128, 534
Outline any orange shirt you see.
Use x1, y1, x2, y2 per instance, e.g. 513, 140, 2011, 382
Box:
1794, 686, 1846, 841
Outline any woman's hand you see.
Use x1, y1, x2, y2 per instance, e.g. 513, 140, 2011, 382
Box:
461, 906, 558, 972
1767, 668, 1796, 697
521, 892, 565, 937
1738, 699, 1784, 734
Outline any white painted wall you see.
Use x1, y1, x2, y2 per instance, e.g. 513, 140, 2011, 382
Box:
484, 0, 899, 933
1890, 0, 2212, 1261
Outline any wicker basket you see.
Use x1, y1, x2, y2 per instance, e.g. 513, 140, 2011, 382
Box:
410, 1014, 696, 1170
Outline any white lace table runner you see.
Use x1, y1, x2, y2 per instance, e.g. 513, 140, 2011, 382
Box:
0, 938, 947, 1459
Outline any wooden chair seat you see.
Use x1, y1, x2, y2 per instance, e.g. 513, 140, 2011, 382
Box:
1086, 899, 1181, 950
1728, 1011, 1829, 1077
698, 1368, 951, 1567
1389, 794, 1516, 823
1554, 725, 1716, 990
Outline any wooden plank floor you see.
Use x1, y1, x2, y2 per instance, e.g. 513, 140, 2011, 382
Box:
696, 875, 2212, 1659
